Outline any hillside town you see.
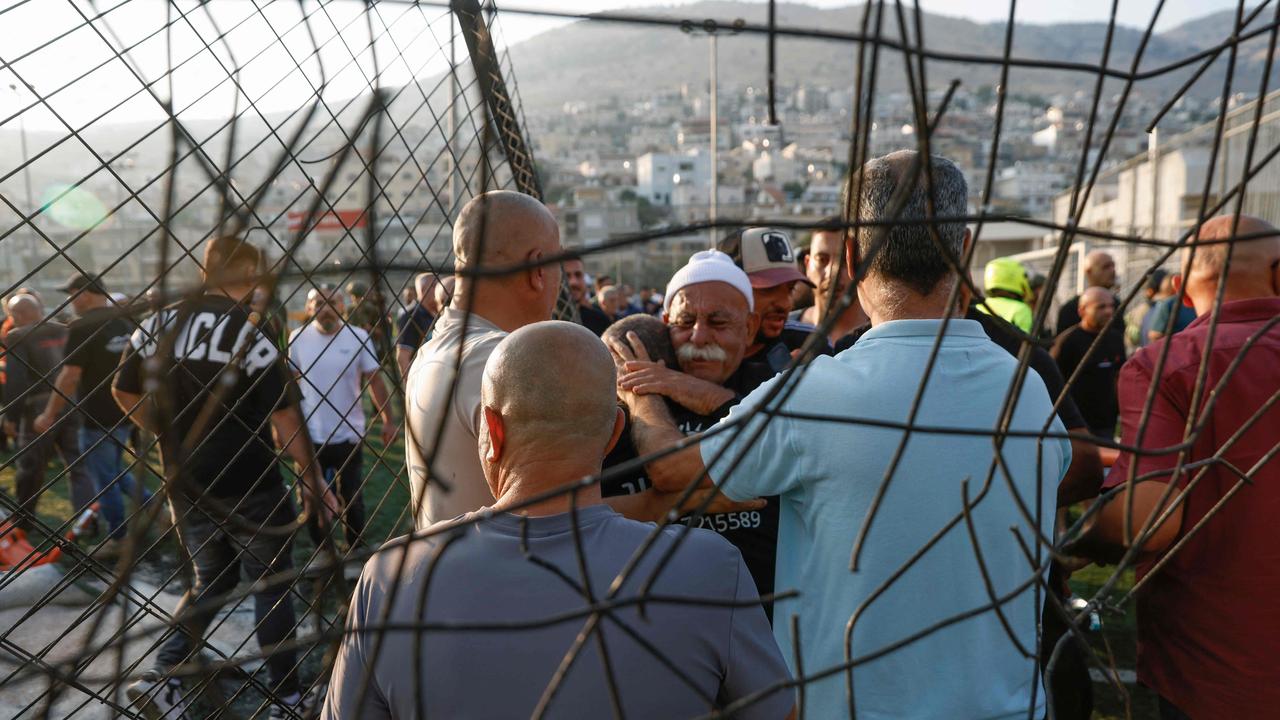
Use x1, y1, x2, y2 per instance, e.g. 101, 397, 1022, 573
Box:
525, 80, 1237, 288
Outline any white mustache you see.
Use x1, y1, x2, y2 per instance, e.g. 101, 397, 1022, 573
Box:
678, 343, 728, 363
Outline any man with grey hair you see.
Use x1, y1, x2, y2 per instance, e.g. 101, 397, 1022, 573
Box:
596, 284, 624, 324
405, 190, 564, 529
323, 321, 793, 719
618, 150, 1070, 718
2, 293, 95, 530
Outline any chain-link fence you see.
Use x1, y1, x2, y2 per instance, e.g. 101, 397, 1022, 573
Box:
1, 1, 1278, 718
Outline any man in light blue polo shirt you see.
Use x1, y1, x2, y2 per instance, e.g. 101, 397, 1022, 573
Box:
617, 150, 1070, 719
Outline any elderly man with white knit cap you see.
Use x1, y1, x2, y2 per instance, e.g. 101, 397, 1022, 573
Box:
606, 249, 782, 614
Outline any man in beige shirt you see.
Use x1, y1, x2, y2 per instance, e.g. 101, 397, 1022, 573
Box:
405, 190, 563, 528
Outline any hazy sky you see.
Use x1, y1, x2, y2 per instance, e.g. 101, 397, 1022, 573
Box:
0, 0, 1250, 133
495, 0, 1250, 44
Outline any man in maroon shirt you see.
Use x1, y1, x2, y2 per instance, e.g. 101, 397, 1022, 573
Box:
1072, 214, 1280, 719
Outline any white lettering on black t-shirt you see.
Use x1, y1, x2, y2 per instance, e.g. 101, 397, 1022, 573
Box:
132, 309, 279, 373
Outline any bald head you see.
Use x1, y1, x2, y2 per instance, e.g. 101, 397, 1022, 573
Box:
1184, 215, 1280, 280
1078, 286, 1116, 331
1179, 214, 1280, 313
450, 191, 563, 330
1081, 286, 1111, 307
434, 276, 455, 311
414, 272, 437, 299
7, 294, 41, 326
415, 272, 440, 314
453, 191, 559, 270
1083, 250, 1117, 289
480, 322, 619, 500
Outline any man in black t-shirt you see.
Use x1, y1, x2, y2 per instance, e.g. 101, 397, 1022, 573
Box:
564, 257, 612, 336
2, 293, 95, 529
605, 251, 781, 612
717, 227, 823, 375
34, 274, 153, 546
1052, 286, 1126, 440
115, 236, 338, 720
394, 272, 439, 379
1055, 249, 1119, 335
970, 301, 1108, 720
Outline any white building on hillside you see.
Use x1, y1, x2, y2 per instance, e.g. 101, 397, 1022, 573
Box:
1049, 88, 1280, 243
636, 150, 710, 206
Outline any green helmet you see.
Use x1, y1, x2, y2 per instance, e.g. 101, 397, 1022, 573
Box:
984, 257, 1031, 301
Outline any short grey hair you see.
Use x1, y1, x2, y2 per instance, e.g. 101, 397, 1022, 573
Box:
603, 314, 677, 369
849, 149, 968, 297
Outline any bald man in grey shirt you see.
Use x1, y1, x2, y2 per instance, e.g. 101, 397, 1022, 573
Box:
324, 322, 792, 719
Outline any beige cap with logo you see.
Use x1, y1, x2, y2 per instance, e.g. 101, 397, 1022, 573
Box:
716, 227, 815, 289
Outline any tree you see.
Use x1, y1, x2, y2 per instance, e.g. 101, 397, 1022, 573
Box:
636, 197, 665, 229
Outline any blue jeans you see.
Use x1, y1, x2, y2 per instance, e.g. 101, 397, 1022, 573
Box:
81, 426, 152, 539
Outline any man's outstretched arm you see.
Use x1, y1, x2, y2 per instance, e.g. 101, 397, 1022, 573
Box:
627, 393, 712, 493
617, 359, 736, 416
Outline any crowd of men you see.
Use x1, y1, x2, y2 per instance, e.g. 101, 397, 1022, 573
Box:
0, 147, 1275, 720
345, 157, 1277, 719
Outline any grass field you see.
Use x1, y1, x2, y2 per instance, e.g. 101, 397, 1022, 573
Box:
0, 428, 412, 717
1068, 564, 1158, 719
2, 432, 1156, 719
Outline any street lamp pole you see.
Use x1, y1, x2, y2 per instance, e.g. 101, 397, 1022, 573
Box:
9, 83, 35, 219
709, 31, 718, 247
683, 19, 741, 247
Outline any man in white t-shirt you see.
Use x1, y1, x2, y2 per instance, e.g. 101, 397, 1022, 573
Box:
289, 285, 395, 549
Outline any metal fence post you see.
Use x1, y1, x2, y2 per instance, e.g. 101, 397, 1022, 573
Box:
452, 0, 579, 322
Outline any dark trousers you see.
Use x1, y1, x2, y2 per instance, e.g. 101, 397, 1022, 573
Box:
157, 491, 299, 696
13, 410, 95, 529
1040, 566, 1094, 720
1159, 697, 1193, 720
307, 441, 366, 550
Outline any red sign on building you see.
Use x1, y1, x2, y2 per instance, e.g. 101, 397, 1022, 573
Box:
286, 209, 368, 232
